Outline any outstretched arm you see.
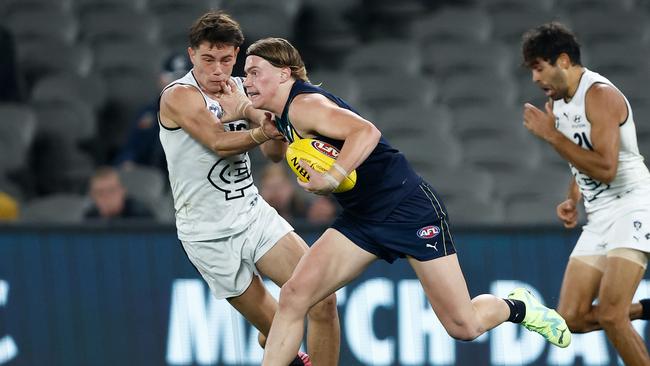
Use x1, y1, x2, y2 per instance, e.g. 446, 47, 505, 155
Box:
217, 79, 287, 162
246, 109, 287, 163
159, 84, 271, 156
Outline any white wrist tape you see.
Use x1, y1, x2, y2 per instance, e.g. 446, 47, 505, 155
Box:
258, 127, 271, 141
332, 162, 348, 177
322, 172, 341, 190
249, 128, 265, 144
235, 100, 252, 120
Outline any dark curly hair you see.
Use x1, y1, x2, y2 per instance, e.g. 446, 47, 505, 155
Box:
522, 22, 581, 68
189, 11, 244, 49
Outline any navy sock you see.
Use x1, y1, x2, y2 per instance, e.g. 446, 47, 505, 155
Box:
288, 355, 304, 366
504, 298, 526, 323
640, 299, 650, 320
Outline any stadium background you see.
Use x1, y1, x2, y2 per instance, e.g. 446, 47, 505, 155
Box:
2, 0, 650, 364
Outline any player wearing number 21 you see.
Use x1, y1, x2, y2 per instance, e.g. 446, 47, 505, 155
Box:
522, 22, 650, 365
237, 37, 572, 366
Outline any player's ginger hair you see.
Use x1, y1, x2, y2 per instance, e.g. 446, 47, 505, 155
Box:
246, 37, 309, 83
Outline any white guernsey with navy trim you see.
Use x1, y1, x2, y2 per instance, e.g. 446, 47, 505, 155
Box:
159, 71, 260, 241
552, 68, 650, 213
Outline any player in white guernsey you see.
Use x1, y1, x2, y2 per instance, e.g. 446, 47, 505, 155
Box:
157, 12, 340, 366
522, 22, 650, 364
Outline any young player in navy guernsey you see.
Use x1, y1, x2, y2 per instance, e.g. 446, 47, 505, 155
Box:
522, 22, 650, 365
237, 37, 572, 366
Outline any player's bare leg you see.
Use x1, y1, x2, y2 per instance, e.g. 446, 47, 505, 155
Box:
256, 231, 341, 366
556, 257, 604, 333
557, 256, 649, 334
598, 256, 650, 365
262, 229, 377, 366
227, 260, 315, 365
304, 293, 339, 366
227, 276, 277, 343
408, 254, 508, 340
410, 254, 570, 347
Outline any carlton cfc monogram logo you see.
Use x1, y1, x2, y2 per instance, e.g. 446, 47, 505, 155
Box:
417, 225, 440, 239
311, 141, 340, 159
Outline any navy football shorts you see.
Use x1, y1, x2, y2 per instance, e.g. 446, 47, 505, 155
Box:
332, 181, 457, 263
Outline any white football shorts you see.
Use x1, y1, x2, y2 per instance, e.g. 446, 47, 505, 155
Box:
571, 184, 650, 257
181, 197, 293, 299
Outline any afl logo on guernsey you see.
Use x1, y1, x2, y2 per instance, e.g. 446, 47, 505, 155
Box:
311, 140, 340, 159
417, 225, 440, 239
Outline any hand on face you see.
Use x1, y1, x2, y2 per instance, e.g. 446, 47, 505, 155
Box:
523, 101, 558, 142
297, 160, 335, 195
215, 79, 252, 123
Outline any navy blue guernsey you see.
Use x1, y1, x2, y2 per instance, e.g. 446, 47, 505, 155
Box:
275, 80, 422, 221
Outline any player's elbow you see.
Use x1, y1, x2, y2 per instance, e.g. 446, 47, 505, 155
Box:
599, 172, 616, 184
596, 163, 618, 184
211, 143, 237, 157
365, 123, 382, 146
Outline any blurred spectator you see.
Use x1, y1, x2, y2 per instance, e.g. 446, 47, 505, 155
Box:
113, 51, 192, 172
84, 166, 153, 220
0, 25, 26, 102
259, 163, 307, 221
0, 192, 19, 221
306, 196, 338, 225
